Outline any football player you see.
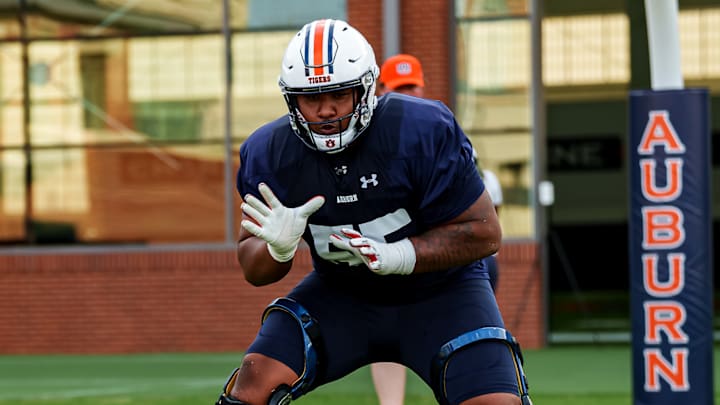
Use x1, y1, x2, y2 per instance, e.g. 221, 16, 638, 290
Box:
215, 18, 531, 405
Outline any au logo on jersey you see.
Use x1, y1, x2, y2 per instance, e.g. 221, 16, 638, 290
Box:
334, 165, 348, 176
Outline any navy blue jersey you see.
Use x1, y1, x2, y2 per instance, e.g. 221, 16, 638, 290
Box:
237, 93, 487, 299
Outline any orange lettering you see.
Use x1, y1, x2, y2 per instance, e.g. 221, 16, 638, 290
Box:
644, 301, 688, 344
638, 111, 686, 154
642, 206, 685, 249
644, 348, 690, 391
640, 158, 683, 202
642, 253, 685, 297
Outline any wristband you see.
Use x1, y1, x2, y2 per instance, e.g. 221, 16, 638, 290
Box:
379, 238, 416, 275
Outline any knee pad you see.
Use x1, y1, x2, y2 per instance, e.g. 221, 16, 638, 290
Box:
431, 327, 532, 405
261, 297, 324, 400
215, 297, 323, 405
215, 367, 247, 405
214, 367, 292, 405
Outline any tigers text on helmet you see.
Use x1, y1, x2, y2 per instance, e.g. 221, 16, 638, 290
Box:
279, 19, 379, 154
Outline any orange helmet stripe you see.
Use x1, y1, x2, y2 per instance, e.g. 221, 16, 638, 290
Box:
312, 19, 326, 76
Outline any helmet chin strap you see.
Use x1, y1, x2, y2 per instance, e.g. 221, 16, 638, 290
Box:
301, 111, 358, 153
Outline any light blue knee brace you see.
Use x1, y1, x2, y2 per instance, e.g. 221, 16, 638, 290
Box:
431, 326, 532, 405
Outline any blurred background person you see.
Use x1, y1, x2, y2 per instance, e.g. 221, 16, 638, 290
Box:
377, 53, 425, 97
476, 158, 504, 292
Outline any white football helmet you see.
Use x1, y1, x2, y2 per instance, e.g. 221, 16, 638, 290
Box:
279, 19, 379, 154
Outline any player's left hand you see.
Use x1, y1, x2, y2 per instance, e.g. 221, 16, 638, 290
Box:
241, 183, 325, 263
329, 228, 416, 275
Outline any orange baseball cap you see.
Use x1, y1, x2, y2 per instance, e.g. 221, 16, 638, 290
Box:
380, 54, 425, 90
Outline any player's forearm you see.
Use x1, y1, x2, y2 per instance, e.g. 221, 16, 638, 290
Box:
237, 237, 293, 286
409, 219, 501, 274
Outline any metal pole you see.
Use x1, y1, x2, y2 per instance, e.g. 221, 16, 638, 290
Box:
530, 0, 547, 345
447, 0, 457, 112
18, 0, 35, 244
222, 0, 236, 244
643, 0, 683, 90
382, 0, 400, 59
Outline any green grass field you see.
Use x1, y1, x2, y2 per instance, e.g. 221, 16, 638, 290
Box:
1, 345, 717, 404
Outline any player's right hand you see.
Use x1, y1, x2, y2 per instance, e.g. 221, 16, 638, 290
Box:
329, 228, 416, 275
241, 183, 325, 263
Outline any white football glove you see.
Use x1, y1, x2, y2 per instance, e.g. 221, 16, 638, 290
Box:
241, 183, 325, 263
329, 228, 416, 275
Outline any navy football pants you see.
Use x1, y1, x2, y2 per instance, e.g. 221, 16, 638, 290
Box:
247, 271, 520, 404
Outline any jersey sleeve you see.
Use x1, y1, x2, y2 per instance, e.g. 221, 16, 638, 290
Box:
236, 117, 288, 201
410, 104, 485, 227
236, 142, 258, 200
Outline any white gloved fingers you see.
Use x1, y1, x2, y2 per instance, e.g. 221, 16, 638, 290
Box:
332, 230, 416, 275
243, 194, 272, 217
358, 246, 377, 256
323, 250, 356, 261
340, 228, 363, 239
298, 196, 326, 218
343, 233, 378, 263
350, 238, 372, 249
329, 233, 367, 263
330, 231, 377, 270
240, 183, 326, 263
257, 183, 283, 209
241, 202, 268, 225
240, 219, 264, 238
329, 233, 355, 251
358, 246, 379, 269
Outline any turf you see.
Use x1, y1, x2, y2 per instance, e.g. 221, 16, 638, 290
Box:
0, 345, 717, 404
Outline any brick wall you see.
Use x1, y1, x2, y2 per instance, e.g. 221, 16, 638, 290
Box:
0, 241, 542, 354
0, 248, 306, 354
495, 242, 545, 349
349, 0, 453, 106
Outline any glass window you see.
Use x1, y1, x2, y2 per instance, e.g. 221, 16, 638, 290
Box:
232, 31, 290, 140
0, 43, 23, 149
0, 27, 293, 244
0, 150, 26, 242
543, 14, 630, 86
456, 0, 528, 18
241, 0, 346, 29
12, 1, 223, 39
77, 144, 228, 244
130, 36, 224, 104
679, 8, 720, 79
542, 8, 720, 90
13, 37, 227, 148
456, 17, 534, 239
0, 16, 19, 40
0, 0, 350, 247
